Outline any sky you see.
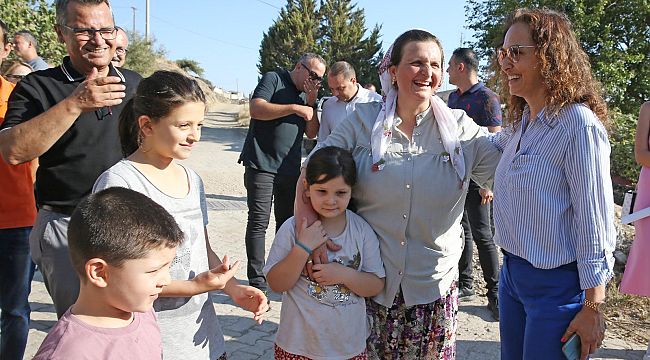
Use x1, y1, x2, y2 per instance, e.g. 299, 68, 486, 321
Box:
110, 0, 475, 96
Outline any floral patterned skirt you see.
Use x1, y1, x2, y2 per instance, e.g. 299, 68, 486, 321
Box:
366, 281, 459, 360
274, 344, 368, 359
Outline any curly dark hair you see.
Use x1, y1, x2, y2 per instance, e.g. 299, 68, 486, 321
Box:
499, 8, 608, 129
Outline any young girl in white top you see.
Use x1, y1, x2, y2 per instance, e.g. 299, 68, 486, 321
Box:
93, 71, 268, 360
264, 146, 385, 360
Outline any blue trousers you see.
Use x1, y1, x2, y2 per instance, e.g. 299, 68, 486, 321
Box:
499, 251, 584, 360
0, 227, 35, 360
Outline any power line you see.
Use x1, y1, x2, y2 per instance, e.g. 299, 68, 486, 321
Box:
252, 0, 282, 10
149, 14, 258, 51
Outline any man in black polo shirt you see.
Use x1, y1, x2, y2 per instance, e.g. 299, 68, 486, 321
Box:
239, 53, 325, 291
0, 0, 141, 318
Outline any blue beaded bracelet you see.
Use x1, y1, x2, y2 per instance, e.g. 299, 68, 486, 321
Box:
295, 240, 312, 255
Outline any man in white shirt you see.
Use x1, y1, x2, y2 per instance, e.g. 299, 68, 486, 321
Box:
318, 61, 381, 142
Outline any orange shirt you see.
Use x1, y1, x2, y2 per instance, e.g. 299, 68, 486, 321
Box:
0, 76, 37, 228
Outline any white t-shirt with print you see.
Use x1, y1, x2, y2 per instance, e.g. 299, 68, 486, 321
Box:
264, 210, 385, 360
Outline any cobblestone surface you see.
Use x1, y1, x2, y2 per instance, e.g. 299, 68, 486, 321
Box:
20, 105, 647, 359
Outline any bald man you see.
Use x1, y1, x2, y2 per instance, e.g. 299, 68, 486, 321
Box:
111, 27, 128, 67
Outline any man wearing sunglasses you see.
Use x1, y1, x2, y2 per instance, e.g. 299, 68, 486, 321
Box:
239, 53, 326, 292
0, 0, 141, 318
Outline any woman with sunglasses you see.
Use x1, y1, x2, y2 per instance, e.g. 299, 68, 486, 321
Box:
492, 8, 614, 360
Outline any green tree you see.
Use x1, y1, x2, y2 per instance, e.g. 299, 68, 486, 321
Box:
610, 110, 640, 182
0, 0, 66, 64
258, 0, 321, 74
176, 58, 204, 77
318, 0, 382, 90
465, 0, 650, 115
257, 0, 382, 91
123, 31, 165, 77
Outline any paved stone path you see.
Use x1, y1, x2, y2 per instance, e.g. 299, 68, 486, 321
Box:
21, 104, 647, 359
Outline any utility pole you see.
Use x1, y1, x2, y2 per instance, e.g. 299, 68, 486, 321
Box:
145, 0, 150, 41
130, 6, 137, 34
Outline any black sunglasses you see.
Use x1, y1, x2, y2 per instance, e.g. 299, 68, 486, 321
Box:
301, 62, 323, 82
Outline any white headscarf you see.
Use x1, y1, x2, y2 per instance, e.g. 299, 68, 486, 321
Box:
370, 38, 466, 188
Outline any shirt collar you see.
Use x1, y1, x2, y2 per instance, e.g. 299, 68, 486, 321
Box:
454, 82, 484, 97
394, 105, 432, 127
60, 56, 125, 83
466, 82, 484, 94
334, 84, 362, 104
523, 105, 558, 129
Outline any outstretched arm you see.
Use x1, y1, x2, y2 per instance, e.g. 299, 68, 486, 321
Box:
204, 228, 269, 324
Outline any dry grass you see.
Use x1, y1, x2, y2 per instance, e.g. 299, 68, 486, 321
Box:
603, 274, 650, 344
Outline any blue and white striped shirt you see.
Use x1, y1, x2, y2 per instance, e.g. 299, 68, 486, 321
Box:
492, 103, 615, 289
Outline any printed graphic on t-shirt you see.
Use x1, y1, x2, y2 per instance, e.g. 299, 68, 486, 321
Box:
306, 252, 361, 306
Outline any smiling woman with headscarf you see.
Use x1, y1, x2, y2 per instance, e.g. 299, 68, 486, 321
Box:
294, 29, 501, 359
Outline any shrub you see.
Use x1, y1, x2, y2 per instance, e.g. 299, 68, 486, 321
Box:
609, 109, 640, 185
123, 31, 165, 77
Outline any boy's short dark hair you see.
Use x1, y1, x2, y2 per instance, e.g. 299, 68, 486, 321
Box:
68, 187, 184, 277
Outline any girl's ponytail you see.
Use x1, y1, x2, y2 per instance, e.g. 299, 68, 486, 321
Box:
118, 97, 139, 157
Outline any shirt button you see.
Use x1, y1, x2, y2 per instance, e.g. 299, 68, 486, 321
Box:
415, 132, 421, 136
400, 241, 405, 246
407, 157, 412, 161
399, 271, 403, 275
402, 214, 407, 219
406, 184, 411, 189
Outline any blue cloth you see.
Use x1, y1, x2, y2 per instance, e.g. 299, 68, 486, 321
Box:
491, 103, 615, 289
499, 251, 584, 360
27, 56, 49, 71
447, 82, 502, 127
0, 226, 35, 360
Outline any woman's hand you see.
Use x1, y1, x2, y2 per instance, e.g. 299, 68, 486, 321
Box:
562, 307, 606, 360
305, 240, 342, 279
297, 219, 328, 251
294, 169, 342, 278
479, 188, 494, 204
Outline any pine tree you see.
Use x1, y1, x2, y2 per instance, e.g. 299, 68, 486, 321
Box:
257, 0, 383, 91
258, 0, 321, 74
318, 0, 382, 91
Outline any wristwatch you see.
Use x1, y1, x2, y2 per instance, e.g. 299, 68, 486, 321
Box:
583, 298, 603, 313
